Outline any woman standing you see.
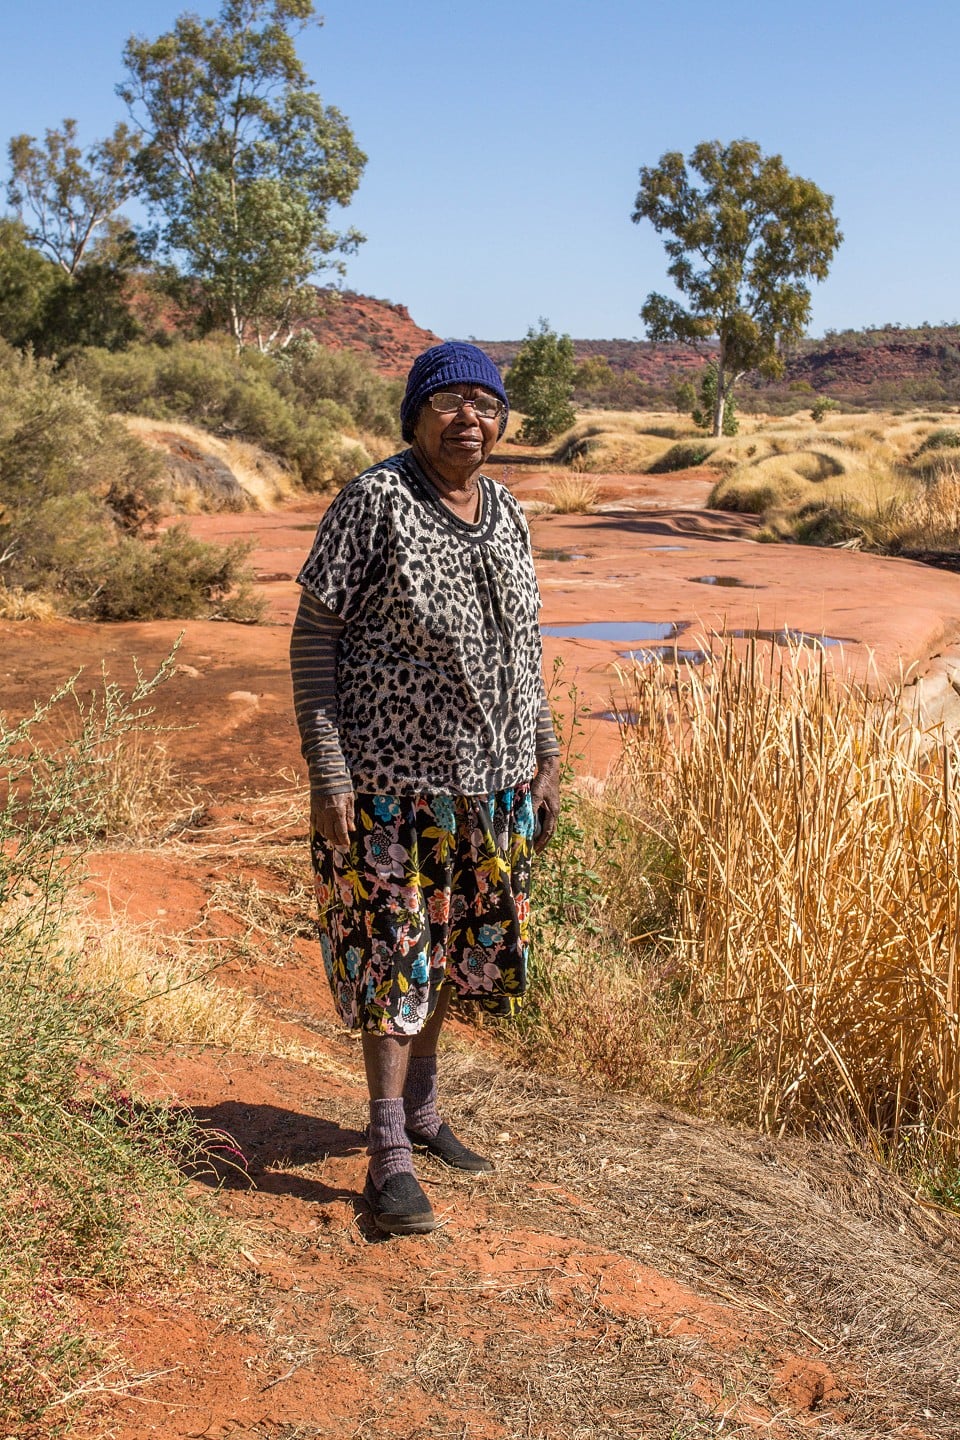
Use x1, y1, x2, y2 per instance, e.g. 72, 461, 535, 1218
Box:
291, 342, 560, 1235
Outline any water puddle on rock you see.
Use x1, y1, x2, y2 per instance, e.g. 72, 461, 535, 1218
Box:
541, 621, 689, 643
534, 548, 590, 562
618, 645, 710, 666
690, 575, 760, 588
649, 545, 689, 552
729, 627, 854, 649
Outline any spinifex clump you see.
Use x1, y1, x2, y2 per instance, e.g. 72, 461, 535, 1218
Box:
616, 637, 960, 1168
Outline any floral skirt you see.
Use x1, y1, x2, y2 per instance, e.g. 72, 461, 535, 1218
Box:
310, 786, 534, 1035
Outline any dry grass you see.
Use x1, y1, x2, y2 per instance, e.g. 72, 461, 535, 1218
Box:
429, 1049, 960, 1440
703, 409, 960, 552
554, 410, 684, 473
611, 638, 960, 1169
72, 917, 268, 1048
710, 441, 907, 524
547, 474, 600, 513
70, 913, 359, 1081
90, 734, 201, 841
0, 583, 58, 620
898, 465, 960, 541
123, 417, 301, 511
38, 727, 202, 843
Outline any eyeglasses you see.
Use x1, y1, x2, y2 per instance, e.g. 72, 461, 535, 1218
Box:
428, 391, 504, 420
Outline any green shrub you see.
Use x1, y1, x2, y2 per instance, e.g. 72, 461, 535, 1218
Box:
280, 338, 402, 438
811, 396, 839, 423
69, 338, 399, 489
505, 319, 577, 444
915, 427, 960, 456
648, 441, 715, 473
692, 362, 739, 435
0, 343, 261, 619
91, 524, 263, 622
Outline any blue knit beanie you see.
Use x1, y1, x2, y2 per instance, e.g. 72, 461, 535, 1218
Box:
400, 341, 509, 442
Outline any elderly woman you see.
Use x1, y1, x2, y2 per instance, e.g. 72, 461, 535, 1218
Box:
290, 341, 560, 1235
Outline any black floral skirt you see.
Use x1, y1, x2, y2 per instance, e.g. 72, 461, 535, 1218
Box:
310, 786, 534, 1035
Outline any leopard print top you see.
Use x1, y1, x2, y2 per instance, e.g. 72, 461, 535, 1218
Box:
296, 450, 544, 796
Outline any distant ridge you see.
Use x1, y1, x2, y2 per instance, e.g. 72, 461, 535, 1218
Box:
302, 293, 960, 405
473, 338, 709, 383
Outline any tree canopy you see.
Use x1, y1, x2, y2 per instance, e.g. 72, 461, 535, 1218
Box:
505, 318, 576, 444
7, 119, 139, 277
633, 139, 842, 435
119, 0, 366, 352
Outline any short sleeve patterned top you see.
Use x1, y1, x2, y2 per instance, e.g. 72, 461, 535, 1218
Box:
296, 450, 544, 797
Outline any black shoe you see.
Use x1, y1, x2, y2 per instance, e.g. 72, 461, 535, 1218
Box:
362, 1168, 436, 1235
405, 1121, 494, 1173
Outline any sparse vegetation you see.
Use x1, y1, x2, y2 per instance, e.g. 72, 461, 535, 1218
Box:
705, 408, 960, 556
648, 439, 715, 472
0, 662, 230, 1430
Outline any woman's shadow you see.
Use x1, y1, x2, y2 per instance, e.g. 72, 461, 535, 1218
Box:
187, 1099, 366, 1207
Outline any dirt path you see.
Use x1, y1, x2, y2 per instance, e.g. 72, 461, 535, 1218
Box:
8, 469, 960, 1438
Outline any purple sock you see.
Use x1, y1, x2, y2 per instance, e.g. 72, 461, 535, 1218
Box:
367, 1098, 413, 1188
404, 1055, 442, 1138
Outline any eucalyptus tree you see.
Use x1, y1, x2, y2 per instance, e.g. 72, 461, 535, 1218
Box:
119, 0, 366, 351
633, 140, 842, 435
7, 118, 139, 276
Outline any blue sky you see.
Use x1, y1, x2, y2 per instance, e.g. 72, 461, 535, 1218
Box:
2, 0, 957, 341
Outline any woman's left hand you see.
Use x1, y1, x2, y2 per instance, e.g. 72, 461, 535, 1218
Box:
531, 755, 561, 854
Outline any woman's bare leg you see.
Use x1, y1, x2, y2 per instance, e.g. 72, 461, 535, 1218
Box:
360, 985, 451, 1098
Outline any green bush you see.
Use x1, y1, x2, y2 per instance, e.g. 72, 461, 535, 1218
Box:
810, 396, 839, 423
0, 342, 261, 620
916, 427, 960, 456
279, 338, 402, 438
92, 524, 262, 622
692, 363, 738, 435
506, 319, 577, 444
69, 338, 399, 489
648, 441, 715, 473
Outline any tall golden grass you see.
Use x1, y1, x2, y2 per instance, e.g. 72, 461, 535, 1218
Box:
616, 639, 960, 1166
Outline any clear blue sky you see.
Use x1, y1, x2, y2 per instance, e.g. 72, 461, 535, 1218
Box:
2, 0, 957, 341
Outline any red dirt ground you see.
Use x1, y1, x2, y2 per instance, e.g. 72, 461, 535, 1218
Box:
7, 466, 960, 1439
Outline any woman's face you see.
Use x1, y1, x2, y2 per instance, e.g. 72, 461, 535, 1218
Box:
412, 384, 501, 487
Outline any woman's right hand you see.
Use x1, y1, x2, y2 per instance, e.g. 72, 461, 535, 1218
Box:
311, 789, 356, 850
